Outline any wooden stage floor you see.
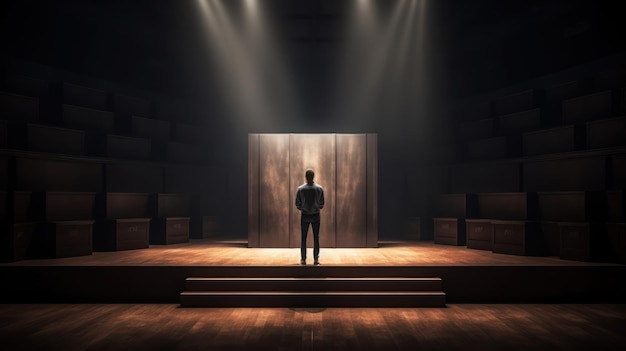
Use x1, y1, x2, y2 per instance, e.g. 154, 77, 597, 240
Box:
1, 239, 625, 304
2, 239, 622, 267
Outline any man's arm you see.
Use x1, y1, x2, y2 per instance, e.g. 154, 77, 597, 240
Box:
295, 189, 302, 211
319, 188, 324, 210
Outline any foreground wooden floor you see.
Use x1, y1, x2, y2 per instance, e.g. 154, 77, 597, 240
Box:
0, 303, 625, 350
3, 239, 620, 267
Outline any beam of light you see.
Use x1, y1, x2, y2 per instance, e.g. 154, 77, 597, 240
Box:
333, 0, 428, 145
195, 0, 298, 133
333, 0, 411, 129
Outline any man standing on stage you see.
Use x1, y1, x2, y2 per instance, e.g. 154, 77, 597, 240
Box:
295, 168, 324, 265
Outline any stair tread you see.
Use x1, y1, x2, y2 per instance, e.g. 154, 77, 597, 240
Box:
181, 291, 446, 296
185, 277, 442, 281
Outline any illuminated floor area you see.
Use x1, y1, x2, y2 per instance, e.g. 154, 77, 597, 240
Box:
0, 303, 625, 351
3, 239, 621, 267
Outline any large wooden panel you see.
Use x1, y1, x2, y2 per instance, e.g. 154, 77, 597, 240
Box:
336, 134, 367, 247
523, 156, 606, 192
248, 134, 260, 247
259, 134, 290, 247
289, 134, 336, 248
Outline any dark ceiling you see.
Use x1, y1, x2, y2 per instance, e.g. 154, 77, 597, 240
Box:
2, 0, 625, 102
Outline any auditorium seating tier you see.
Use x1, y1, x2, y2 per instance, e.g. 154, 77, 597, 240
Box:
586, 116, 626, 149
522, 125, 582, 156
562, 90, 612, 123
497, 108, 541, 135
0, 91, 39, 123
62, 82, 108, 110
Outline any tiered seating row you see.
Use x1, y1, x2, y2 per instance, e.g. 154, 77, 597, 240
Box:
1, 75, 209, 164
430, 191, 624, 263
0, 151, 221, 262
437, 67, 626, 165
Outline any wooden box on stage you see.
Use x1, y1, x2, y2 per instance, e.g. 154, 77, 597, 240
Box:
406, 217, 421, 241
1, 191, 36, 261
1, 222, 35, 262
541, 221, 561, 256
97, 218, 150, 251
36, 220, 94, 258
94, 192, 152, 251
150, 217, 189, 245
465, 219, 493, 250
29, 192, 96, 258
149, 193, 190, 245
492, 220, 543, 256
607, 223, 626, 263
433, 218, 466, 246
558, 222, 607, 262
190, 215, 217, 239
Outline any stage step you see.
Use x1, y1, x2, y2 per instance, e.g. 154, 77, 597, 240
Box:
180, 277, 446, 307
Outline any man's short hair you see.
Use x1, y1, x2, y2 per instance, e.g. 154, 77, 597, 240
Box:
305, 169, 314, 178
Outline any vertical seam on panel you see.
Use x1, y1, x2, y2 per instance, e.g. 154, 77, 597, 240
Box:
289, 133, 292, 247
366, 134, 369, 247
334, 133, 338, 248
257, 135, 261, 246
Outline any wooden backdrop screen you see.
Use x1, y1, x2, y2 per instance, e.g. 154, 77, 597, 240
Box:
248, 133, 377, 248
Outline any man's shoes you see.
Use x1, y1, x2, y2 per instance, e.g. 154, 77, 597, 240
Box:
314, 259, 320, 265
300, 259, 306, 265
